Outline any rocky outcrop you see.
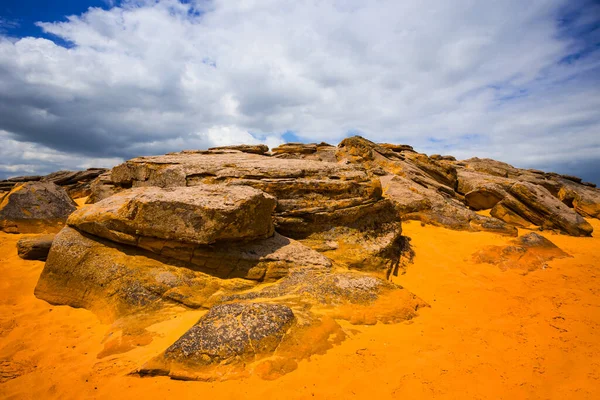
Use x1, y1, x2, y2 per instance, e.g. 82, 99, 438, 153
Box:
271, 142, 337, 162
105, 149, 404, 271
34, 185, 332, 321
16, 234, 55, 260
208, 144, 269, 155
336, 137, 517, 236
0, 168, 108, 199
473, 232, 570, 272
0, 182, 77, 234
491, 182, 593, 237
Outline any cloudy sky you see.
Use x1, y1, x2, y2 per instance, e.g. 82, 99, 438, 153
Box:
1, 0, 599, 183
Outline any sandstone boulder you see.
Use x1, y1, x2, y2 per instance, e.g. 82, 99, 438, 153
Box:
86, 172, 120, 204
16, 234, 55, 261
491, 182, 593, 236
0, 182, 77, 233
69, 185, 276, 245
208, 144, 269, 155
163, 303, 294, 366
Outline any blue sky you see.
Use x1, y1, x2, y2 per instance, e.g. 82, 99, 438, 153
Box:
0, 0, 599, 183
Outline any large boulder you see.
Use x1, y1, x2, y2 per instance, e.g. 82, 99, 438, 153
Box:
0, 182, 77, 233
16, 234, 55, 261
69, 185, 276, 245
162, 303, 294, 366
491, 182, 593, 236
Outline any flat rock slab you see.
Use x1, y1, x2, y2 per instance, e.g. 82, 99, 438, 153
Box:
0, 182, 77, 234
17, 234, 55, 261
68, 185, 276, 245
165, 303, 294, 365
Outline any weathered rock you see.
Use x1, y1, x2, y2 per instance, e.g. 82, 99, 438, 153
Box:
557, 179, 600, 219
70, 185, 276, 245
1, 169, 108, 199
35, 227, 330, 321
492, 182, 593, 236
272, 143, 318, 155
379, 143, 416, 153
0, 182, 77, 233
16, 234, 55, 260
108, 150, 402, 271
86, 172, 120, 204
208, 144, 269, 155
271, 142, 337, 162
164, 303, 294, 365
473, 232, 570, 271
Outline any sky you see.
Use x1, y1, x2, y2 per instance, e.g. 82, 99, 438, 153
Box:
0, 0, 599, 183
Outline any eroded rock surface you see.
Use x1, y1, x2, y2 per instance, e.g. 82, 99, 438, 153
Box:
0, 182, 77, 234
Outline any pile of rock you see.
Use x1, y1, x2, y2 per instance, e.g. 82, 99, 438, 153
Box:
0, 168, 107, 199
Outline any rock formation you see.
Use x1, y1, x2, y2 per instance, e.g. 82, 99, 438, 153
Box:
24, 135, 599, 381
0, 168, 107, 199
0, 182, 77, 233
35, 185, 332, 321
16, 234, 55, 261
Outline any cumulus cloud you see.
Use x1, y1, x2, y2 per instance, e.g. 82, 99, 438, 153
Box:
0, 0, 599, 181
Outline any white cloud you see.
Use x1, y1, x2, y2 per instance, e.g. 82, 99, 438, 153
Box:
0, 0, 599, 181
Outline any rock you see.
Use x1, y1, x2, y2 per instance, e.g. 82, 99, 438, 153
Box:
464, 187, 506, 211
69, 185, 276, 245
557, 179, 600, 219
164, 303, 294, 365
86, 172, 120, 204
430, 154, 457, 161
271, 142, 337, 162
108, 149, 402, 271
492, 182, 593, 236
16, 234, 55, 260
208, 144, 269, 155
473, 232, 570, 271
0, 169, 108, 199
35, 226, 330, 321
271, 143, 318, 155
379, 143, 416, 153
0, 182, 77, 234
336, 137, 516, 236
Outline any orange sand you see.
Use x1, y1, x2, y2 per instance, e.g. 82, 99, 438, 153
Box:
1, 219, 599, 399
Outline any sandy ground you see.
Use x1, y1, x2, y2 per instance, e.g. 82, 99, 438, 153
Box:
1, 218, 599, 399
